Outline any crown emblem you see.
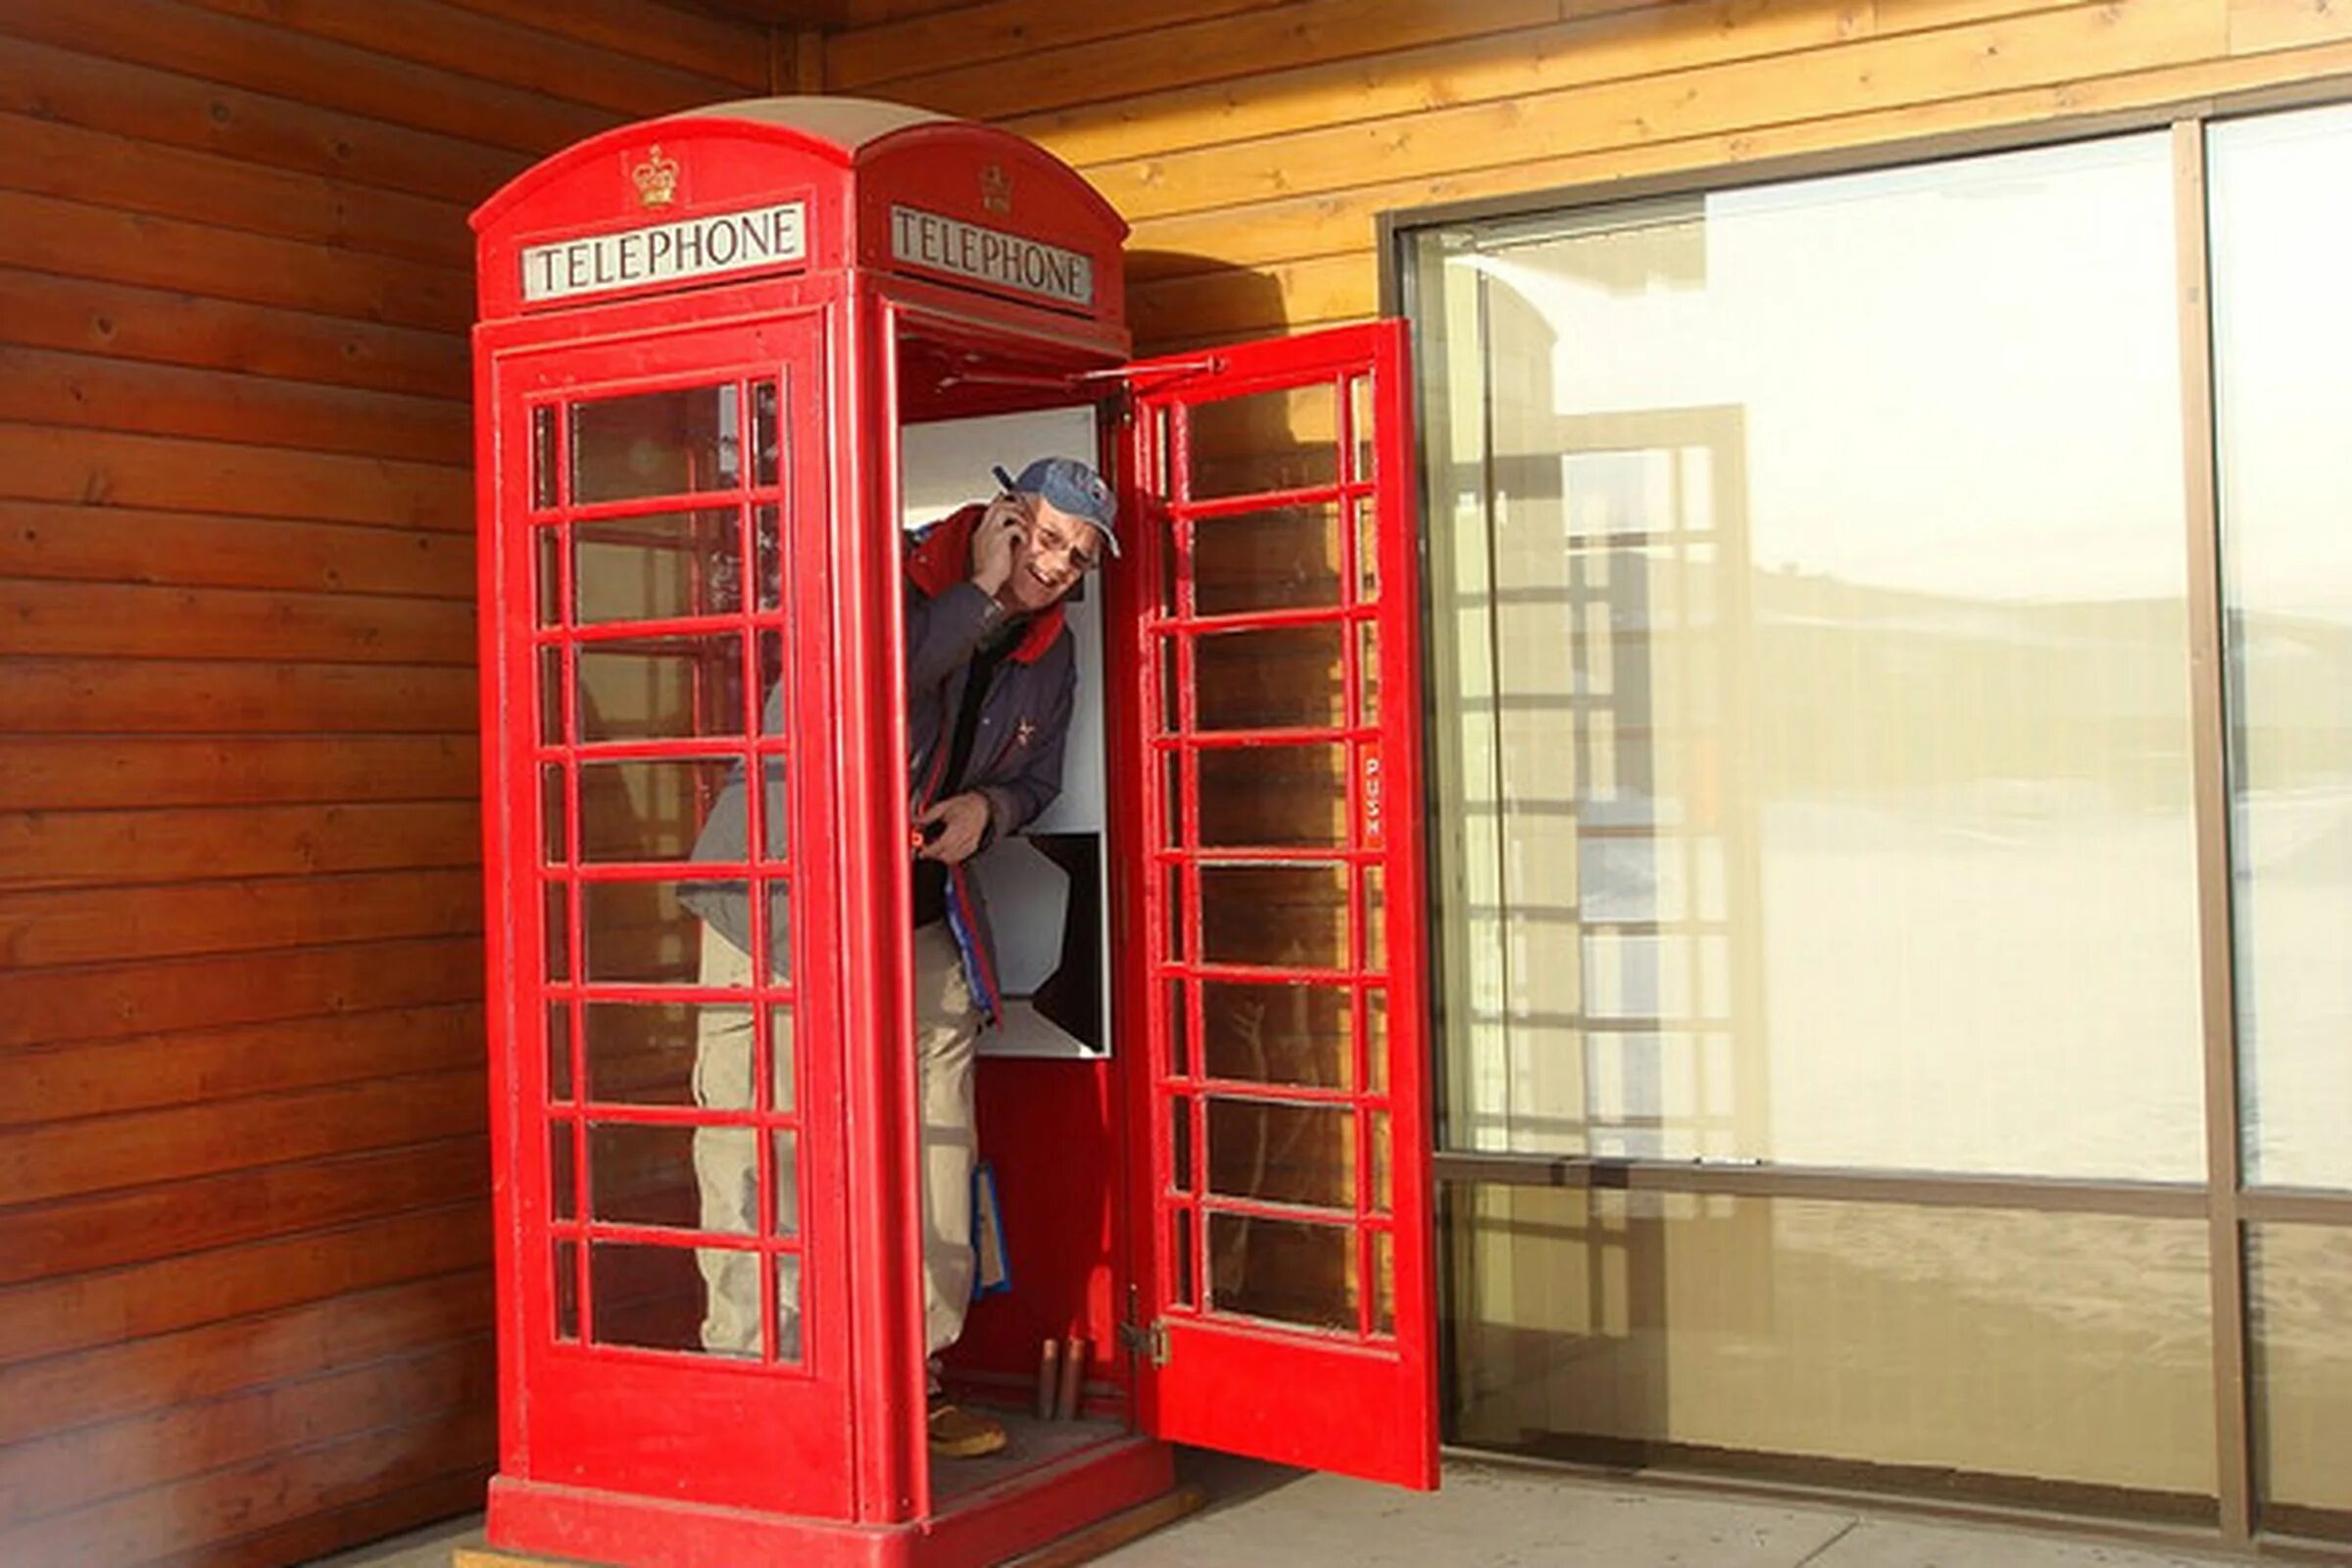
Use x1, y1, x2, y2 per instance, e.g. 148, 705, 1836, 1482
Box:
631, 144, 679, 209
979, 163, 1012, 215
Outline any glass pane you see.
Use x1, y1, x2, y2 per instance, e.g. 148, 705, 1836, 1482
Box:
754, 505, 783, 612
753, 381, 780, 487
1372, 1110, 1393, 1213
1449, 1189, 2217, 1506
582, 879, 727, 987
590, 1241, 726, 1354
2210, 105, 2352, 1192
1418, 132, 2206, 1178
1165, 864, 1189, 959
1167, 980, 1191, 1075
584, 1001, 698, 1106
541, 765, 568, 863
1206, 1211, 1354, 1332
580, 757, 757, 863
573, 510, 740, 626
531, 405, 558, 510
1194, 624, 1347, 732
1158, 509, 1185, 617
768, 1006, 796, 1115
1172, 1209, 1197, 1305
770, 1130, 799, 1238
538, 645, 564, 745
1171, 1099, 1194, 1192
1187, 383, 1340, 501
575, 634, 747, 745
588, 1120, 704, 1232
554, 1240, 579, 1340
571, 383, 740, 504
2249, 1223, 2352, 1530
549, 1121, 576, 1220
1372, 1227, 1395, 1337
543, 881, 569, 983
1206, 1097, 1354, 1209
1365, 987, 1389, 1097
547, 1002, 573, 1102
1200, 979, 1353, 1089
1348, 374, 1375, 487
1363, 865, 1387, 973
1198, 745, 1348, 849
1200, 862, 1349, 970
774, 1253, 802, 1362
1352, 496, 1378, 604
535, 528, 562, 627
1193, 502, 1344, 616
1354, 621, 1379, 727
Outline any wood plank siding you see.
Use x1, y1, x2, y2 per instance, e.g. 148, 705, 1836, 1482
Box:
0, 5, 768, 1564
818, 0, 2352, 352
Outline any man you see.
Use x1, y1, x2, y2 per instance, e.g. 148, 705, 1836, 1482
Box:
685, 456, 1116, 1461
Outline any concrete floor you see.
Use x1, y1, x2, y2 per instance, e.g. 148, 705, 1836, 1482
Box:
308, 1451, 2278, 1568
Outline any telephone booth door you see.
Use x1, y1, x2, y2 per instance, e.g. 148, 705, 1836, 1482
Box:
1115, 320, 1440, 1491
482, 308, 858, 1516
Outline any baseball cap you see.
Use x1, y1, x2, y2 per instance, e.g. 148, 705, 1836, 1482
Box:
991, 457, 1119, 558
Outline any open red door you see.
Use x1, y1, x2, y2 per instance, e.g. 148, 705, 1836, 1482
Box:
1112, 321, 1437, 1489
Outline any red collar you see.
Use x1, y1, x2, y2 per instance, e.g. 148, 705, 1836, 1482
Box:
905, 503, 1066, 663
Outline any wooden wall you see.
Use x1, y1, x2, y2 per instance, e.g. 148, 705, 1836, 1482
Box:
0, 4, 770, 1564
817, 0, 2352, 354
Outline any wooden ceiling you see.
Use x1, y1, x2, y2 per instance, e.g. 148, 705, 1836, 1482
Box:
662, 0, 979, 30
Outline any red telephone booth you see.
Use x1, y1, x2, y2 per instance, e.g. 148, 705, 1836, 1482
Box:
470, 97, 1436, 1568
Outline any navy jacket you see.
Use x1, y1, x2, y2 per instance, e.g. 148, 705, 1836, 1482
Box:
685, 504, 1075, 1023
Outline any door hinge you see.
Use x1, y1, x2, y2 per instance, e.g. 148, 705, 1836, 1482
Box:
1118, 1318, 1170, 1368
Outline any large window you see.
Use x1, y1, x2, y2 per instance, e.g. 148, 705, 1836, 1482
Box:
1418, 134, 2201, 1181
1404, 105, 2352, 1541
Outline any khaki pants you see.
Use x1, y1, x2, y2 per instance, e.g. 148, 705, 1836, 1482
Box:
692, 921, 982, 1358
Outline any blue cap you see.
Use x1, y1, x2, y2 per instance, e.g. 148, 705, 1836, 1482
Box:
991, 457, 1119, 558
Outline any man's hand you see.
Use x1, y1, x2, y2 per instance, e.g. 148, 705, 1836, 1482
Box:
969, 496, 1030, 599
914, 792, 991, 865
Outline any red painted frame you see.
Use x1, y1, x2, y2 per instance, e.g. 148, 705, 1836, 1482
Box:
1113, 322, 1440, 1492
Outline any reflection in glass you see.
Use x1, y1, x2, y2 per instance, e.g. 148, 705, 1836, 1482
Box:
2210, 105, 2352, 1192
538, 646, 564, 745
543, 881, 569, 983
572, 510, 739, 625
770, 1129, 799, 1237
1207, 1098, 1354, 1209
1171, 1099, 1194, 1191
1172, 1209, 1197, 1305
591, 1241, 730, 1355
575, 635, 746, 745
535, 528, 562, 627
554, 1240, 579, 1340
547, 1002, 572, 1102
582, 879, 728, 987
1207, 1211, 1353, 1332
589, 1121, 709, 1232
1199, 862, 1349, 970
753, 381, 780, 487
1416, 131, 2205, 1178
578, 757, 750, 863
531, 405, 558, 510
2248, 1223, 2352, 1530
571, 384, 740, 504
550, 1120, 576, 1220
1197, 745, 1348, 848
1200, 979, 1353, 1089
541, 764, 568, 864
583, 1002, 699, 1106
1188, 383, 1340, 500
1450, 1188, 2217, 1506
774, 1253, 802, 1362
1193, 503, 1344, 616
1194, 624, 1347, 732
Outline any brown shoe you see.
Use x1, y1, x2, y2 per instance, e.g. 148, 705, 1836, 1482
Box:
927, 1401, 1008, 1459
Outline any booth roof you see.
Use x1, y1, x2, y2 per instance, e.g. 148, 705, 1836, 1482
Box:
664, 95, 955, 155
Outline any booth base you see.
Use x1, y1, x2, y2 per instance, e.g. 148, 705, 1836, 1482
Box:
471, 1434, 1183, 1568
